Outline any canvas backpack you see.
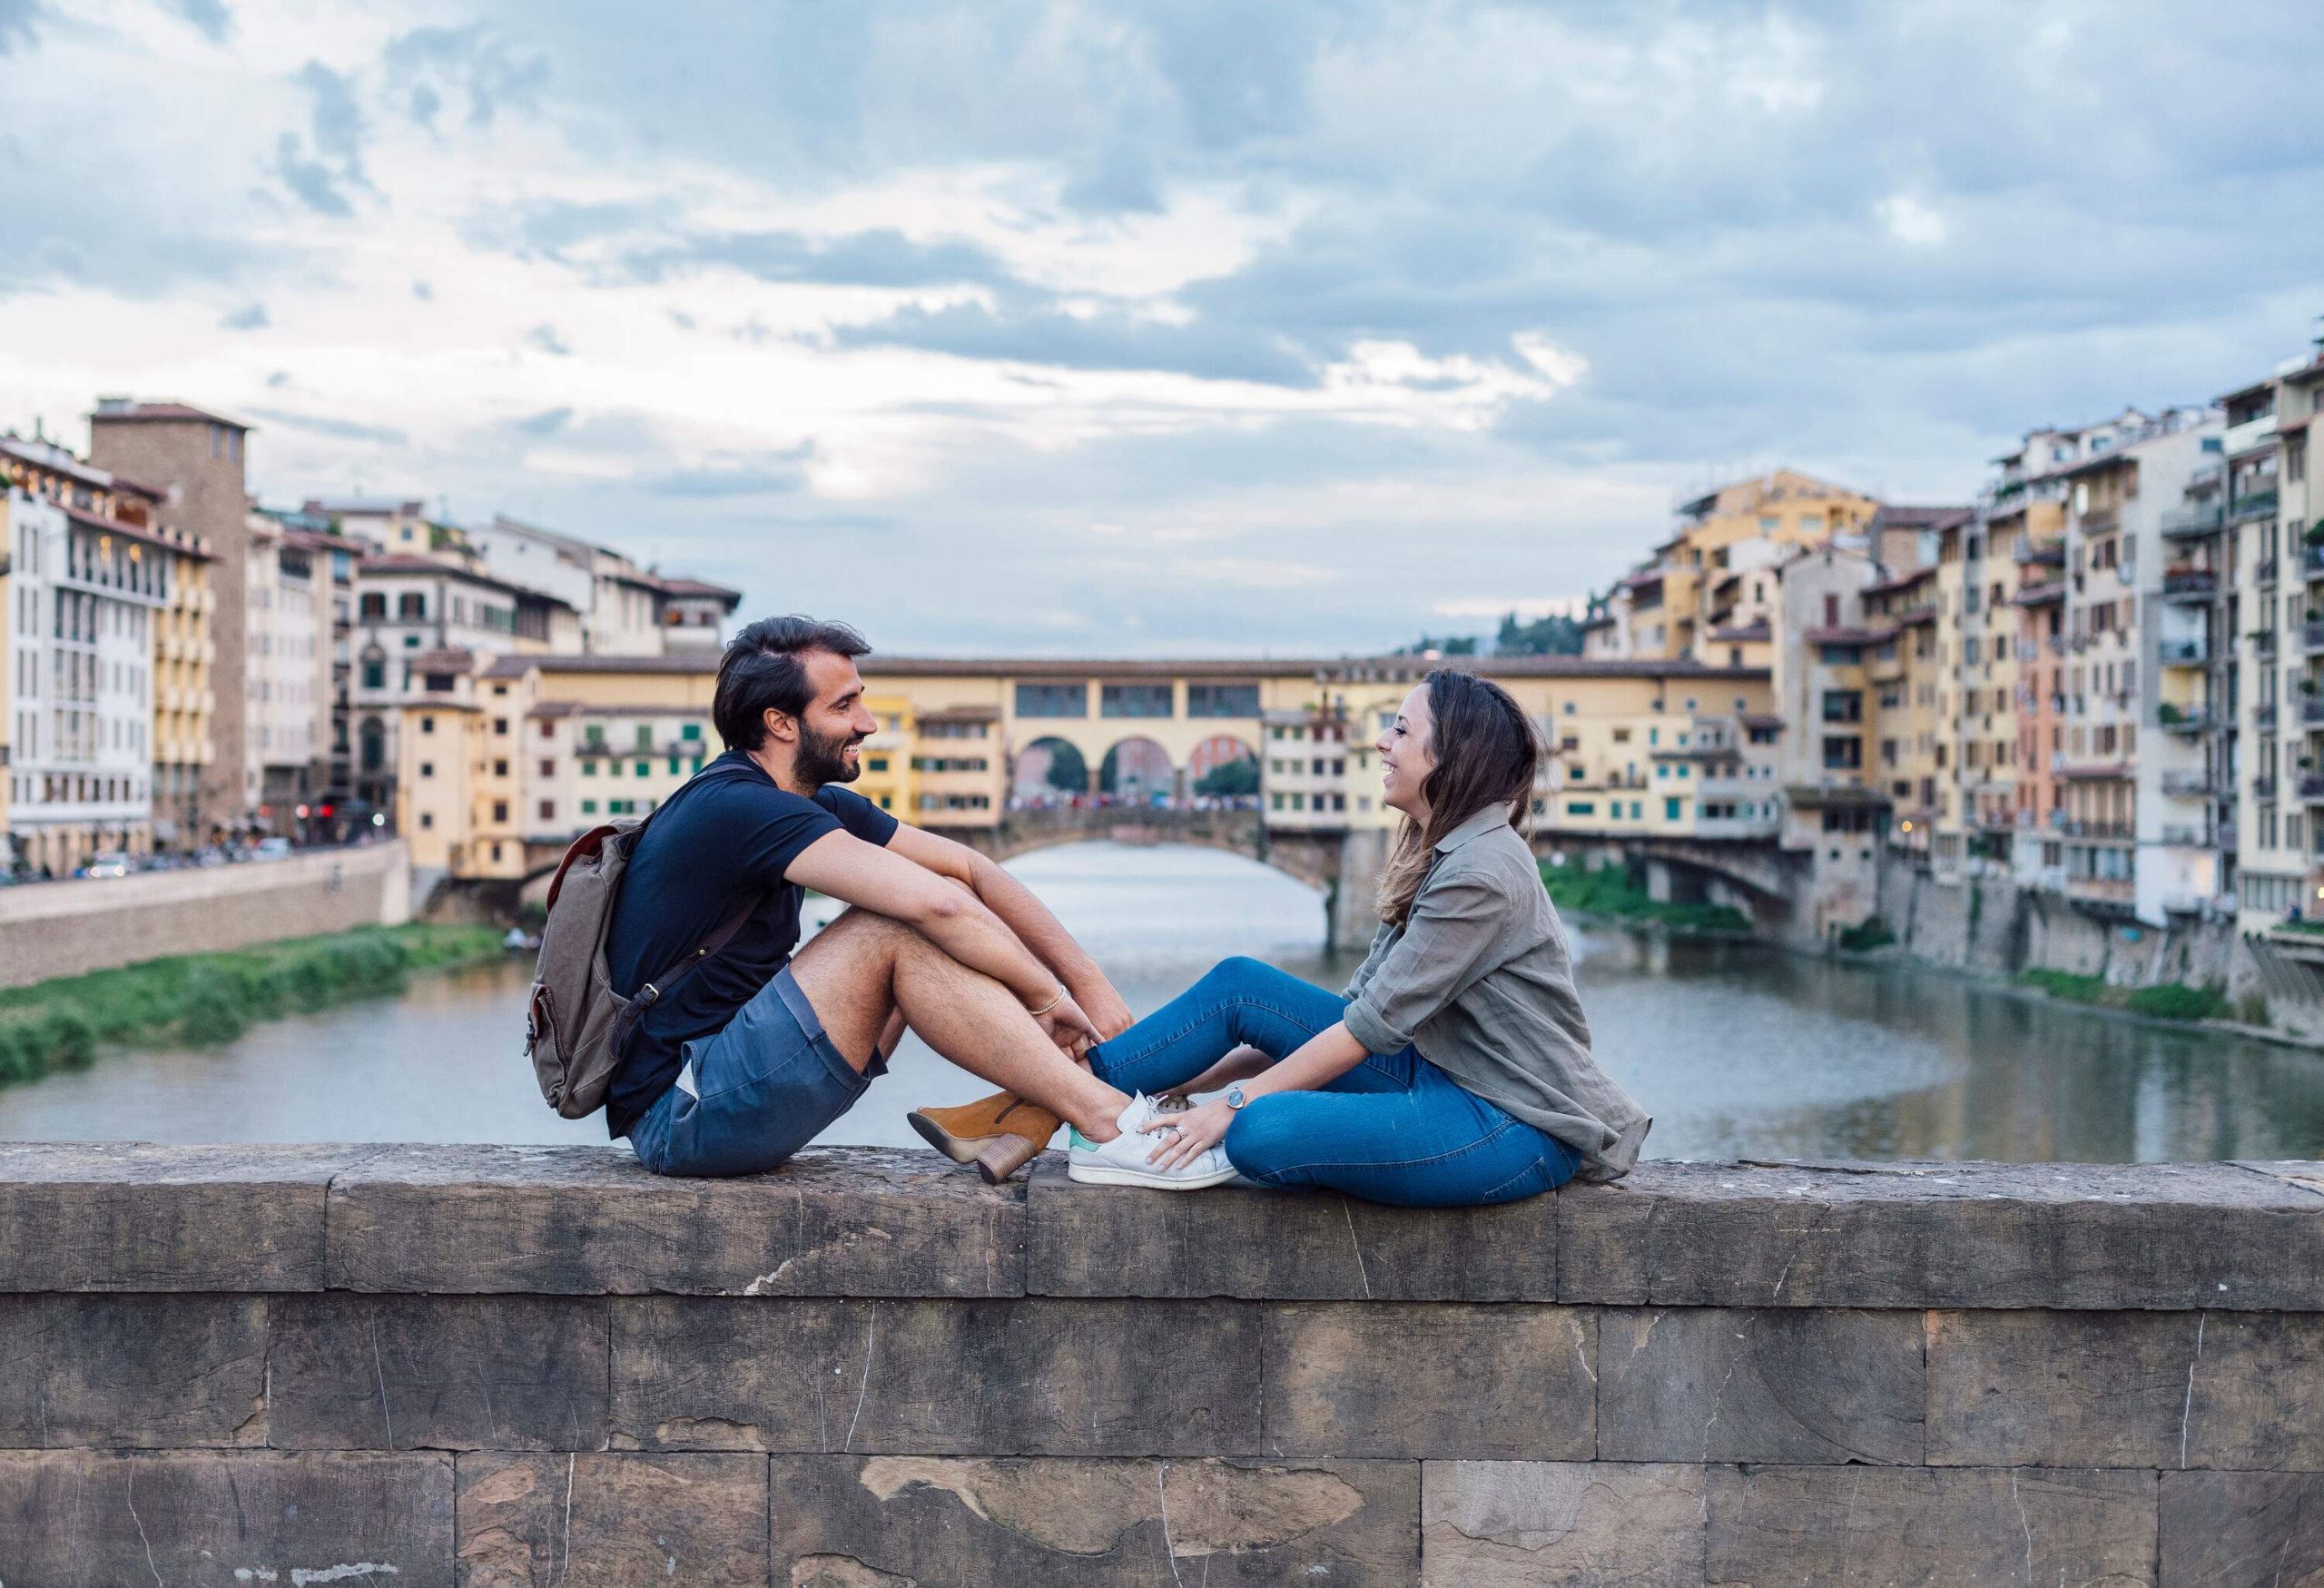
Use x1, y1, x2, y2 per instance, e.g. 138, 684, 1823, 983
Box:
524, 814, 753, 1119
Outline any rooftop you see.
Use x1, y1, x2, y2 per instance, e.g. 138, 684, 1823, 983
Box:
61, 503, 212, 561
90, 398, 249, 430
0, 434, 164, 501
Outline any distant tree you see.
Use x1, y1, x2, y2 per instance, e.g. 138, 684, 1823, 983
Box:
1495, 610, 1586, 656
1394, 633, 1480, 656
1042, 741, 1088, 793
1195, 757, 1260, 797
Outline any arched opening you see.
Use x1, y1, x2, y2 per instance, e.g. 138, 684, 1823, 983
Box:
1010, 735, 1092, 807
1187, 734, 1260, 805
1098, 735, 1177, 807
358, 716, 386, 774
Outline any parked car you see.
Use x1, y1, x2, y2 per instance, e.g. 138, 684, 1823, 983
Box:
252, 837, 294, 862
82, 853, 132, 879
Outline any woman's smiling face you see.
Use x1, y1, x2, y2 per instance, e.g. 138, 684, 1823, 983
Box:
1375, 684, 1436, 819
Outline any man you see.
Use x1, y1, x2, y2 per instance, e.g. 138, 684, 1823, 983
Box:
606, 615, 1233, 1187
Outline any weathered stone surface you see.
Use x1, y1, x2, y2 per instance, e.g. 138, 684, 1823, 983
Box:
269, 1295, 608, 1451
0, 1294, 266, 1447
1421, 1460, 1708, 1587
1705, 1464, 2158, 1585
2161, 1470, 2324, 1586
1597, 1306, 1924, 1465
2235, 1159, 2324, 1200
1263, 1304, 1593, 1460
612, 1296, 1259, 1455
1561, 1159, 2324, 1309
0, 1449, 453, 1583
326, 1144, 1024, 1296
1026, 1156, 1555, 1299
1927, 1307, 2324, 1471
770, 1454, 1420, 1584
0, 1141, 370, 1290
456, 1451, 767, 1586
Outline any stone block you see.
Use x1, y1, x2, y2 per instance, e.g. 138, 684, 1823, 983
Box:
1597, 1306, 1924, 1465
1025, 1156, 1555, 1299
770, 1454, 1419, 1584
1262, 1304, 1594, 1460
2161, 1470, 2324, 1586
326, 1144, 1024, 1297
1705, 1464, 2158, 1585
0, 1449, 453, 1583
1421, 1460, 1708, 1587
269, 1295, 609, 1451
0, 1294, 266, 1447
0, 1142, 368, 1291
1561, 1159, 2324, 1309
611, 1296, 1259, 1455
1927, 1308, 2324, 1471
456, 1451, 767, 1587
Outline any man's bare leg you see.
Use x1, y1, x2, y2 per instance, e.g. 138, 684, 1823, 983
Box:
789, 908, 1133, 1140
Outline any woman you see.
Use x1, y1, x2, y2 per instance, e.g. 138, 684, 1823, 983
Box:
917, 668, 1650, 1204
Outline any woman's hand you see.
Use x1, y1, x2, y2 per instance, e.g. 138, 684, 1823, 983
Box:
1141, 1096, 1236, 1170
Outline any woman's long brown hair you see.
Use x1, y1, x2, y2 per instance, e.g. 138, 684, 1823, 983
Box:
1375, 668, 1541, 925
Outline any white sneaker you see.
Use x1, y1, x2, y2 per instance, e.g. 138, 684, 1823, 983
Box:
1067, 1092, 1238, 1190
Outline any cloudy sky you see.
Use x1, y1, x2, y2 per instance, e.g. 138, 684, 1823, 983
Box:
4, 1, 2319, 656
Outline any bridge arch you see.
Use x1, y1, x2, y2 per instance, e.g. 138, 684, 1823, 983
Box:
1098, 735, 1177, 805
1010, 735, 1092, 804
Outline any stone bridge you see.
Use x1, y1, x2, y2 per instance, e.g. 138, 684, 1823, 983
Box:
1548, 831, 1807, 932
5, 1142, 2322, 1582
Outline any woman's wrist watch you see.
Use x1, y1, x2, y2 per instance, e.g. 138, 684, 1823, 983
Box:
1225, 1083, 1249, 1110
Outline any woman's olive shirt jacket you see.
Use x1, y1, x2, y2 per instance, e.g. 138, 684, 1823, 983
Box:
1340, 803, 1650, 1182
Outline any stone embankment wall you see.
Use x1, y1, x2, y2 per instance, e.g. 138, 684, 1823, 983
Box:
3, 1143, 2321, 1583
0, 840, 409, 989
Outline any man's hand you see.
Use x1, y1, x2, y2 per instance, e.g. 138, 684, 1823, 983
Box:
1036, 991, 1102, 1053
1072, 975, 1134, 1042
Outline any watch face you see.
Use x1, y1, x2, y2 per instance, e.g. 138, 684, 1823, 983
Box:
1226, 1084, 1246, 1108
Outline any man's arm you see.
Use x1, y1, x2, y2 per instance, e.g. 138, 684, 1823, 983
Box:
883, 824, 1133, 1039
786, 830, 1100, 1044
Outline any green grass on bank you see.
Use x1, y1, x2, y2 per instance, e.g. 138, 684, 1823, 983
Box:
1540, 861, 1753, 934
0, 922, 506, 1088
2013, 968, 2244, 1025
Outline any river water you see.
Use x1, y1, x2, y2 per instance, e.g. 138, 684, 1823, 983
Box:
3, 842, 2320, 1162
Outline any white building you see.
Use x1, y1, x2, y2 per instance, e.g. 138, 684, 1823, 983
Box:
5, 443, 188, 871
466, 516, 740, 656
243, 508, 331, 827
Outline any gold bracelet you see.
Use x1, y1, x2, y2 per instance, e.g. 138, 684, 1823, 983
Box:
1026, 984, 1066, 1017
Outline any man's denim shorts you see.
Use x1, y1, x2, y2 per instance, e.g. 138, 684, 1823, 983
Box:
625, 964, 881, 1178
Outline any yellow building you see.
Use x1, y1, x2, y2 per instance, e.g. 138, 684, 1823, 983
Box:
853, 694, 917, 817
152, 533, 216, 846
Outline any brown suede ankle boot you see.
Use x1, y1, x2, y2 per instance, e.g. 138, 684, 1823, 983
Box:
908, 1090, 1062, 1169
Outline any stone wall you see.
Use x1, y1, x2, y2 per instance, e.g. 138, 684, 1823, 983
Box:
0, 840, 409, 988
2, 1144, 2320, 1582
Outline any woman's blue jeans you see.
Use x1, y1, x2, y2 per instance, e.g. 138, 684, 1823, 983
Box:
1086, 956, 1579, 1208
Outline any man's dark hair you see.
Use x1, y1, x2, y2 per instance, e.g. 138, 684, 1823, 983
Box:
713, 616, 872, 752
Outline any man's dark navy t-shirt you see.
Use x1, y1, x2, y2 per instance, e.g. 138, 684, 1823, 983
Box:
603, 750, 898, 1137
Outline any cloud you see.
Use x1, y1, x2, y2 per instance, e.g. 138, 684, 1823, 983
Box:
165, 0, 231, 44
524, 323, 570, 357
411, 280, 433, 301
511, 407, 572, 437
384, 25, 547, 130
834, 300, 1321, 387
0, 0, 37, 56
1877, 193, 1947, 247
243, 406, 407, 445
219, 302, 269, 330
272, 61, 370, 217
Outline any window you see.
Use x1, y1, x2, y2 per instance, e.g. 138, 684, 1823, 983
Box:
361, 660, 385, 690
580, 800, 597, 815
668, 757, 681, 774
1187, 683, 1260, 717
419, 812, 433, 829
635, 761, 650, 777
419, 716, 436, 735
581, 760, 597, 776
1565, 801, 1596, 816
636, 725, 655, 748
1665, 798, 1681, 821
492, 801, 508, 822
419, 762, 434, 778
680, 723, 702, 740
1822, 736, 1864, 770
493, 718, 509, 735
1015, 682, 1088, 717
538, 760, 555, 777
1100, 682, 1174, 717
493, 760, 509, 777
359, 592, 386, 619
539, 722, 555, 739
398, 592, 425, 620
538, 801, 555, 821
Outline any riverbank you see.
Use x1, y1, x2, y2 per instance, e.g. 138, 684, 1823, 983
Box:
0, 922, 506, 1087
1539, 859, 1752, 934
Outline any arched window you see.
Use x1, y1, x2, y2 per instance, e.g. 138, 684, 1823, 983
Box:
359, 716, 386, 773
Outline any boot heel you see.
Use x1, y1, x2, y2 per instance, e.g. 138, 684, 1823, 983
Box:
975, 1132, 1046, 1184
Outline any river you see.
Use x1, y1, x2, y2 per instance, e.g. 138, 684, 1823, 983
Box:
3, 842, 2320, 1162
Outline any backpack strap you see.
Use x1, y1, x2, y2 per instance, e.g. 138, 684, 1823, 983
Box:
632, 892, 760, 1014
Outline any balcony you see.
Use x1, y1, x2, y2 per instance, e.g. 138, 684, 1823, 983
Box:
2259, 557, 2280, 587
2229, 488, 2280, 526
2064, 875, 2136, 906
2159, 770, 2213, 799
2253, 774, 2279, 800
2301, 774, 2324, 804
2160, 505, 2224, 539
2253, 629, 2279, 660
2156, 823, 2210, 846
2305, 544, 2324, 579
2162, 567, 2218, 602
2305, 698, 2324, 728
2158, 635, 2209, 666
2156, 705, 2216, 735
2050, 817, 2134, 840
2081, 506, 2121, 535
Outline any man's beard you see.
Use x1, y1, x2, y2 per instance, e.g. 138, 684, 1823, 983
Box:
796, 723, 862, 787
